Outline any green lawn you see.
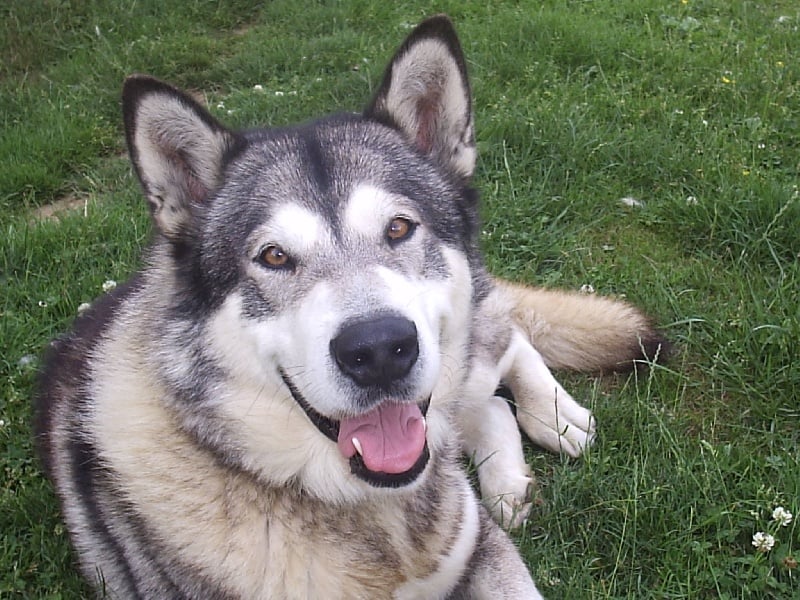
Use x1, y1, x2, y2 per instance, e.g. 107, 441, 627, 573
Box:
2, 1, 798, 597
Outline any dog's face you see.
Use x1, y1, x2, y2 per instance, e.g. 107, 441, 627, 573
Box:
123, 17, 481, 496
203, 121, 476, 489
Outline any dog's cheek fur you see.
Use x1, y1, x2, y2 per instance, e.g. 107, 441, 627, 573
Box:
198, 292, 372, 500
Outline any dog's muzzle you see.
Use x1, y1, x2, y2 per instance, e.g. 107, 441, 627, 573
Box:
279, 315, 431, 487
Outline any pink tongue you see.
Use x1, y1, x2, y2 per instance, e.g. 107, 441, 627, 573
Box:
337, 403, 426, 474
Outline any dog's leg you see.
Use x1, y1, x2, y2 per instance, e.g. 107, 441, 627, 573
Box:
506, 330, 596, 457
448, 506, 544, 599
458, 393, 535, 528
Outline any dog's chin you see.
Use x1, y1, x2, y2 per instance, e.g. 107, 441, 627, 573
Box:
279, 369, 431, 488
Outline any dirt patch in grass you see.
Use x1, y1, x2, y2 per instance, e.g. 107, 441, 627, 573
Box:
31, 194, 90, 222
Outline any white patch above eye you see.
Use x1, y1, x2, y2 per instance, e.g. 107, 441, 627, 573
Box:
344, 185, 415, 238
254, 204, 329, 256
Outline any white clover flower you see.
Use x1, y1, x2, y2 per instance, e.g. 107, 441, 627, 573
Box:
253, 84, 264, 91
102, 280, 117, 293
17, 354, 37, 368
752, 531, 776, 552
579, 284, 595, 294
0, 419, 5, 427
77, 302, 92, 315
619, 196, 643, 208
686, 196, 698, 205
772, 506, 793, 527
274, 91, 285, 97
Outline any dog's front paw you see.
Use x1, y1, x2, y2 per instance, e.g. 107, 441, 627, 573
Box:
557, 400, 596, 457
482, 473, 538, 529
517, 393, 596, 458
466, 395, 541, 528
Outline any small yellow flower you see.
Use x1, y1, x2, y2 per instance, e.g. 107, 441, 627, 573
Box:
742, 169, 751, 176
776, 61, 785, 68
721, 76, 734, 84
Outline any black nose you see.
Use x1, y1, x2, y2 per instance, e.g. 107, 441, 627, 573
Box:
330, 316, 419, 388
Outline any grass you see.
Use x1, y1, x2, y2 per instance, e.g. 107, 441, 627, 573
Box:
1, 0, 798, 597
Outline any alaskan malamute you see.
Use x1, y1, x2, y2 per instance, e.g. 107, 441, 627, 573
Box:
35, 15, 665, 599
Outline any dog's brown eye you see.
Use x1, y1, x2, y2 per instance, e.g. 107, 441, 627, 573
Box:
386, 217, 415, 243
258, 245, 291, 269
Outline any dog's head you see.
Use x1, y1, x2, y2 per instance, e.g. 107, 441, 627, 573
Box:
123, 17, 485, 496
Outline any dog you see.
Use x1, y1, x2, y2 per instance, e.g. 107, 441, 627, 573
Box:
34, 15, 665, 599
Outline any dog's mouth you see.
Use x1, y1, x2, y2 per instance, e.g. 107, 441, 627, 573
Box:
280, 369, 430, 488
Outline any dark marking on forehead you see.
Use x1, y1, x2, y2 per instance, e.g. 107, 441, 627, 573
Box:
298, 127, 331, 196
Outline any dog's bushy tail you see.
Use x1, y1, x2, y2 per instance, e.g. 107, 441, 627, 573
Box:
496, 280, 669, 373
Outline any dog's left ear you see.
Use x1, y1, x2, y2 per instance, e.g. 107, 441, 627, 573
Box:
365, 15, 475, 180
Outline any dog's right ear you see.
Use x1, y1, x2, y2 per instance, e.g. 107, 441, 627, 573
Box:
122, 76, 240, 239
365, 16, 475, 181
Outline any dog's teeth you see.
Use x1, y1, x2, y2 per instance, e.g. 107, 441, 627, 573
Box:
352, 437, 363, 456
421, 416, 427, 432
